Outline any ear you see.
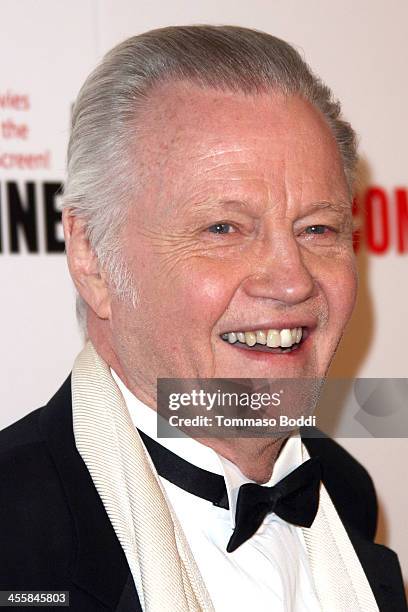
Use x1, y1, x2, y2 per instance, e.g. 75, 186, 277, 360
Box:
63, 208, 111, 320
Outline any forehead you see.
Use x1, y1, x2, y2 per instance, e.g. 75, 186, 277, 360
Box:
133, 81, 348, 216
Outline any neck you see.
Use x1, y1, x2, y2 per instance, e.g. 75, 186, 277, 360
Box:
198, 436, 288, 483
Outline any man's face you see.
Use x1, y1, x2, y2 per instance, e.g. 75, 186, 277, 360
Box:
110, 83, 357, 397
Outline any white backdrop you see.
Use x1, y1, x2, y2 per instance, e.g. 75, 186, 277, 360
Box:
0, 0, 406, 587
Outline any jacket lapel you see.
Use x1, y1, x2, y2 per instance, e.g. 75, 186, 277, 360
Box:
343, 522, 407, 612
115, 574, 140, 612
303, 434, 407, 611
39, 376, 141, 611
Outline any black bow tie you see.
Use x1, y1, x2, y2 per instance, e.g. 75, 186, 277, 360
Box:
227, 456, 321, 552
138, 429, 321, 553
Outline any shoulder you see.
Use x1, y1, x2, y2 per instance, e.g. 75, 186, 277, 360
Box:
0, 406, 51, 488
0, 403, 43, 450
0, 404, 54, 477
303, 429, 378, 541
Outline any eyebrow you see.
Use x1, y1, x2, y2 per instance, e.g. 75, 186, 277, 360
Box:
304, 200, 352, 214
191, 198, 250, 210
183, 198, 255, 218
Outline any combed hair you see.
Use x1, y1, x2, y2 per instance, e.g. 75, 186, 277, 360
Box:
62, 25, 358, 331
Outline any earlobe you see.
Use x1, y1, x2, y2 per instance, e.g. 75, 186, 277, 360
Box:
62, 209, 111, 320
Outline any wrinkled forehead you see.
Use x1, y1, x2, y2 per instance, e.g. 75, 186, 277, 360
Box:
130, 81, 348, 218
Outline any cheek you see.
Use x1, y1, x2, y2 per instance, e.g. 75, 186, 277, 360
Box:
324, 257, 358, 329
175, 265, 236, 329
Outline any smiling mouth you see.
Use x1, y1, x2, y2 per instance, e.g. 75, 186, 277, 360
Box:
220, 327, 307, 354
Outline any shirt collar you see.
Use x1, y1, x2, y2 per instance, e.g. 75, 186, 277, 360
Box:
111, 369, 304, 520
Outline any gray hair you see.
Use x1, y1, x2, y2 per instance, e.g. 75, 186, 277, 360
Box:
62, 25, 358, 332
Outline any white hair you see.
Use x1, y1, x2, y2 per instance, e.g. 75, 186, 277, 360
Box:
62, 25, 358, 332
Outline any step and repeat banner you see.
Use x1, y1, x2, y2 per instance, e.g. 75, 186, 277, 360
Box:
1, 0, 407, 580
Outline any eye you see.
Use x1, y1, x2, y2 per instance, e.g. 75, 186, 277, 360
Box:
207, 223, 236, 235
304, 225, 332, 235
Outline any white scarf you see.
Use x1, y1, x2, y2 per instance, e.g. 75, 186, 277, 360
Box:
72, 341, 378, 612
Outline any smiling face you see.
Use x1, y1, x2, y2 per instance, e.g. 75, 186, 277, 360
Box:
108, 82, 357, 402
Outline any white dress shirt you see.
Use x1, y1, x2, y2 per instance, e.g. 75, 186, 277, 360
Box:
112, 370, 322, 612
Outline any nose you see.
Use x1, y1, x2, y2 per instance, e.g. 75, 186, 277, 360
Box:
241, 241, 316, 306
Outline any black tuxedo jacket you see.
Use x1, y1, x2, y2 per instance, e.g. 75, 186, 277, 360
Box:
0, 376, 406, 611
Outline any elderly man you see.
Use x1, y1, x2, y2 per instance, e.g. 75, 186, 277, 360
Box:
0, 25, 405, 612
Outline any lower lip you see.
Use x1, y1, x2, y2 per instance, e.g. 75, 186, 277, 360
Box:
221, 334, 311, 362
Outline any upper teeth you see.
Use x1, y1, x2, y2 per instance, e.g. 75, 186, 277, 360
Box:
223, 327, 303, 348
